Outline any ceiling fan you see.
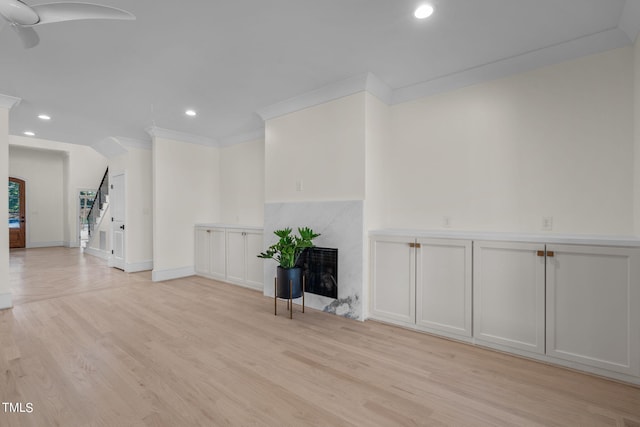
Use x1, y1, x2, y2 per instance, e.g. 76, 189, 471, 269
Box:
0, 0, 135, 48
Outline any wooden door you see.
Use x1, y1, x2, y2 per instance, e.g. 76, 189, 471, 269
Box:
9, 178, 26, 249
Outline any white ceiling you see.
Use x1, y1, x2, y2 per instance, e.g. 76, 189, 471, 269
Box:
1, 0, 638, 147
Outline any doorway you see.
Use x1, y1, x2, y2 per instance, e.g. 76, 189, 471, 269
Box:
78, 190, 97, 248
9, 177, 26, 248
111, 174, 125, 270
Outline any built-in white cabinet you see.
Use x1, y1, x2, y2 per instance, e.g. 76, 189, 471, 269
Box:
195, 225, 263, 291
546, 244, 640, 376
226, 229, 264, 291
416, 239, 472, 338
369, 230, 640, 384
194, 226, 226, 280
370, 235, 472, 339
370, 236, 416, 325
473, 241, 546, 354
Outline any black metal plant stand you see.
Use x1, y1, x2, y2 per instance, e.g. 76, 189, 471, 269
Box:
274, 276, 305, 319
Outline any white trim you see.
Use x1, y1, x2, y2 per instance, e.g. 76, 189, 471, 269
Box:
146, 126, 218, 147
219, 129, 265, 147
125, 260, 153, 273
619, 0, 640, 43
257, 72, 390, 121
152, 266, 195, 282
116, 136, 152, 151
26, 241, 65, 248
91, 137, 128, 159
369, 229, 640, 248
393, 28, 629, 104
0, 292, 12, 310
0, 94, 21, 109
364, 73, 393, 105
83, 246, 110, 260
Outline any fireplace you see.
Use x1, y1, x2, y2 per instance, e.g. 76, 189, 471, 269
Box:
296, 247, 338, 299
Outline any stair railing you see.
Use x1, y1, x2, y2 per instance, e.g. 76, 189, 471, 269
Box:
86, 168, 109, 237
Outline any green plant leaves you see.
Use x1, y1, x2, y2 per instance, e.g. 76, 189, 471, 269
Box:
257, 227, 321, 269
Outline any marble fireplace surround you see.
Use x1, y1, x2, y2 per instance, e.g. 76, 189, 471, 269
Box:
263, 200, 364, 320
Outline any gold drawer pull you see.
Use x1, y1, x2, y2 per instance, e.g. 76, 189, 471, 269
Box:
537, 250, 545, 257
547, 251, 555, 258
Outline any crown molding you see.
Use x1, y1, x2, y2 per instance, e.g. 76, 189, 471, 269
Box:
219, 129, 265, 147
619, 0, 640, 43
146, 126, 218, 147
393, 27, 629, 104
257, 72, 392, 121
0, 94, 21, 109
116, 136, 152, 151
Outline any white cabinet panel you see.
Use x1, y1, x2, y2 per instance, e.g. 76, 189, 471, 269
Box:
194, 227, 210, 275
370, 236, 415, 325
546, 245, 640, 376
245, 231, 264, 289
226, 230, 246, 284
209, 228, 226, 280
416, 239, 472, 338
473, 241, 545, 354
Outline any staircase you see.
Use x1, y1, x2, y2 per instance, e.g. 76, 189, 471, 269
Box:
84, 168, 110, 256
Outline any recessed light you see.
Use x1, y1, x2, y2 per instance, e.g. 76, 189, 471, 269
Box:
185, 109, 197, 117
38, 114, 51, 120
24, 131, 35, 136
414, 4, 434, 19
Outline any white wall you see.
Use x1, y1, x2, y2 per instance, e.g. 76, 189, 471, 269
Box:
634, 36, 640, 236
0, 106, 10, 309
152, 137, 220, 280
9, 136, 108, 246
219, 138, 265, 226
9, 146, 65, 247
265, 92, 366, 203
109, 146, 153, 270
385, 47, 634, 235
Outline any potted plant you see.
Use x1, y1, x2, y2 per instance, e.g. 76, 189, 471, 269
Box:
258, 227, 320, 299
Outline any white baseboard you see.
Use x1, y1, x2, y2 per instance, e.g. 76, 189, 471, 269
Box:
125, 260, 153, 273
84, 247, 110, 260
0, 292, 13, 310
26, 241, 64, 249
152, 266, 195, 282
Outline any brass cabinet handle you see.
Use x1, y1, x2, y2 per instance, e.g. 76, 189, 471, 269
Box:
537, 250, 545, 257
409, 243, 415, 248
415, 243, 421, 249
547, 251, 555, 258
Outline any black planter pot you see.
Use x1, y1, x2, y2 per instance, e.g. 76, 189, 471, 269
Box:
277, 266, 303, 299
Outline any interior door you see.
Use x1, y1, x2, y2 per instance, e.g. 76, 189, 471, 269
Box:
9, 178, 26, 249
111, 174, 125, 270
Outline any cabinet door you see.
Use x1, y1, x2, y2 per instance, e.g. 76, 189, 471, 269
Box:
226, 229, 246, 284
194, 228, 211, 275
473, 241, 545, 354
245, 231, 264, 290
416, 239, 472, 338
370, 236, 416, 325
209, 228, 226, 280
546, 245, 640, 376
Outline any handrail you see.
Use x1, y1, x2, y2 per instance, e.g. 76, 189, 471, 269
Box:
86, 168, 109, 237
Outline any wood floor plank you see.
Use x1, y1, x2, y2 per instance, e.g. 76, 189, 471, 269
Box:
1, 247, 639, 426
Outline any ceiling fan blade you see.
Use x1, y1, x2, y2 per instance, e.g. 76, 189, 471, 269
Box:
11, 23, 39, 48
0, 0, 39, 25
31, 2, 135, 25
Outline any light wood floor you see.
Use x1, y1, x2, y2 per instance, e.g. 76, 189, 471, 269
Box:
1, 248, 639, 426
